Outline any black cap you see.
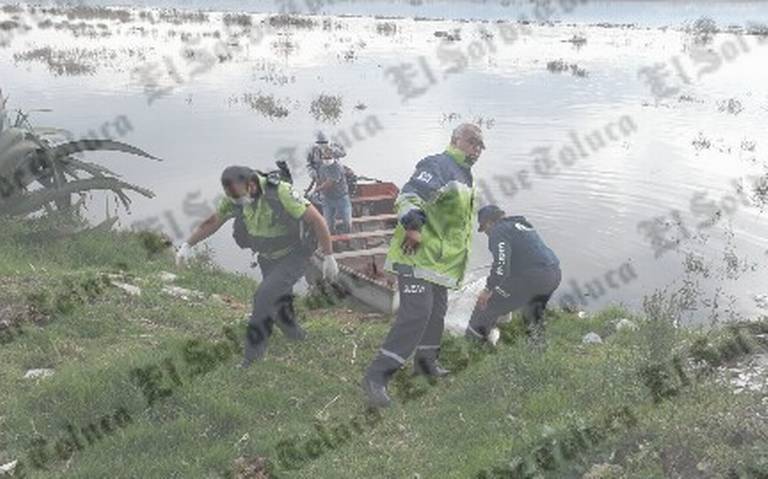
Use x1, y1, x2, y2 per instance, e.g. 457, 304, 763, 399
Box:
221, 166, 256, 186
477, 205, 505, 232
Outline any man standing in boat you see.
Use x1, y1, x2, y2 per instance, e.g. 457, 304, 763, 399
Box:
305, 132, 346, 195
312, 133, 353, 235
465, 205, 561, 345
175, 166, 339, 367
362, 123, 484, 408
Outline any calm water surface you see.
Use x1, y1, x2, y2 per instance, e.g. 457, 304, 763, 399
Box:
1, 0, 767, 328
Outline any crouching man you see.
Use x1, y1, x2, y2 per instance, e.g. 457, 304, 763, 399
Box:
465, 205, 561, 344
176, 166, 339, 367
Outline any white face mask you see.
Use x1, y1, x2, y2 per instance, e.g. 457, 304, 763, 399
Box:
231, 196, 254, 206
322, 159, 335, 166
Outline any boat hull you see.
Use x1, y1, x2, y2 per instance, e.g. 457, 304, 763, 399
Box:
307, 256, 399, 315
307, 178, 400, 315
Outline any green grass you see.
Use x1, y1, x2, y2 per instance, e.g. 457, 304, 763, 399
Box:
1, 219, 767, 478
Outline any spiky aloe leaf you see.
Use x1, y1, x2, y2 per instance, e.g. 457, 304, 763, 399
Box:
0, 137, 39, 179
49, 139, 160, 161
0, 127, 26, 156
0, 90, 7, 134
89, 216, 119, 233
32, 127, 73, 137
59, 156, 121, 179
0, 177, 154, 217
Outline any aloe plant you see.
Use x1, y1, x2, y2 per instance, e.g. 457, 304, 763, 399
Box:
0, 89, 159, 219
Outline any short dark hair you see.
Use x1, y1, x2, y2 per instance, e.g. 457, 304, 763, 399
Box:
477, 204, 505, 232
221, 166, 257, 188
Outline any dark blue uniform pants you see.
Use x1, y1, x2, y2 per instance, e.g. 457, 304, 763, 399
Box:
366, 271, 448, 382
243, 249, 311, 363
467, 265, 562, 340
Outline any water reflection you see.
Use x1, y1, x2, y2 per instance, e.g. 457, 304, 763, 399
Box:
1, 1, 766, 328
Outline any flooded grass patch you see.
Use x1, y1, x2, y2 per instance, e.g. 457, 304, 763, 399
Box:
0, 18, 18, 30
267, 13, 316, 30
12, 46, 105, 76
228, 92, 291, 119
375, 21, 397, 36
562, 33, 587, 47
1, 4, 23, 14
546, 59, 589, 77
687, 16, 718, 46
252, 60, 296, 86
717, 98, 744, 115
157, 9, 209, 25
271, 36, 298, 58
37, 5, 133, 23
309, 93, 343, 123
222, 13, 252, 27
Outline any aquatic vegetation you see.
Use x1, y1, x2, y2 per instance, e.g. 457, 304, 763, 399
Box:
251, 58, 296, 86
36, 5, 133, 24
12, 47, 110, 76
339, 48, 357, 62
747, 23, 768, 38
223, 13, 252, 27
268, 14, 316, 30
740, 139, 756, 152
271, 36, 298, 58
546, 59, 588, 77
310, 94, 343, 123
751, 173, 768, 211
229, 93, 291, 119
677, 94, 701, 103
441, 112, 462, 124
689, 16, 718, 46
0, 5, 23, 14
157, 9, 209, 25
376, 21, 397, 36
0, 19, 18, 31
137, 8, 209, 25
683, 251, 711, 278
562, 33, 587, 48
691, 132, 712, 151
0, 90, 158, 219
717, 98, 744, 115
256, 70, 296, 86
434, 29, 461, 41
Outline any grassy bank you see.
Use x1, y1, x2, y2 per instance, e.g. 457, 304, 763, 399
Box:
1, 219, 767, 478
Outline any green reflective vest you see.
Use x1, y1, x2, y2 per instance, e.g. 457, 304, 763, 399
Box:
384, 146, 476, 289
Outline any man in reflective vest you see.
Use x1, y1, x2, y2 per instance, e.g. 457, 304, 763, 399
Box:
363, 124, 484, 408
176, 166, 339, 367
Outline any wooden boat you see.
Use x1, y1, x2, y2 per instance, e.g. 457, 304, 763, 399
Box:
306, 178, 400, 314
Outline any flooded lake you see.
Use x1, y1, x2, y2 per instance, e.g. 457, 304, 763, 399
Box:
1, 0, 767, 329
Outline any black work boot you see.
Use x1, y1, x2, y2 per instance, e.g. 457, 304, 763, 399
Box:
362, 355, 400, 409
464, 324, 487, 344
275, 298, 307, 341
361, 375, 392, 409
241, 320, 272, 368
277, 321, 307, 341
413, 356, 450, 378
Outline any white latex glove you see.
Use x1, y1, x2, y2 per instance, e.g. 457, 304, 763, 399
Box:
321, 254, 339, 281
175, 242, 192, 267
488, 328, 501, 346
